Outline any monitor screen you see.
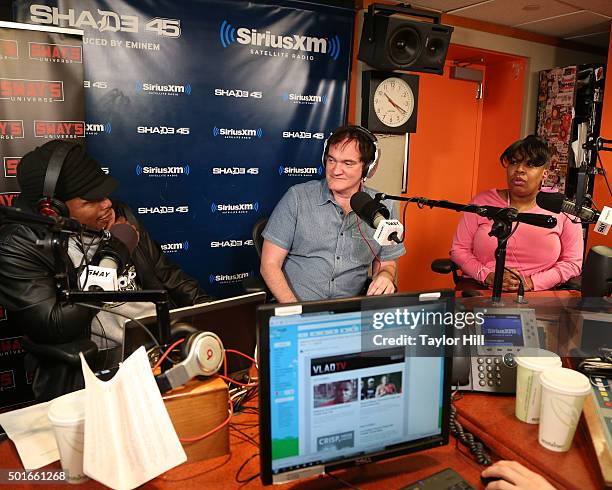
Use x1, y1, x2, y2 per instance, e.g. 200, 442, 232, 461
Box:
481, 314, 524, 347
257, 291, 454, 484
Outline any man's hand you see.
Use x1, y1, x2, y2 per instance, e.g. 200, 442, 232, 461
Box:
367, 269, 395, 296
481, 461, 556, 489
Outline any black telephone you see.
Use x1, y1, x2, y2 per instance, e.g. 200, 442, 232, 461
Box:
452, 307, 540, 394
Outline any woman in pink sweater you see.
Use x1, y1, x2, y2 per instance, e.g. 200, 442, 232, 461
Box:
450, 135, 583, 291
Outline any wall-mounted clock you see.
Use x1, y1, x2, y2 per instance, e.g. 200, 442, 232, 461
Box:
361, 70, 419, 134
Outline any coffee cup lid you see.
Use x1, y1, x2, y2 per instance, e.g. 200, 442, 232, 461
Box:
539, 367, 591, 396
515, 348, 562, 371
48, 389, 86, 426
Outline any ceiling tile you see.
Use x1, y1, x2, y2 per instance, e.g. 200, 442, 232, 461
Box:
516, 10, 611, 37
407, 1, 486, 13
565, 31, 611, 48
556, 0, 612, 17
446, 0, 579, 25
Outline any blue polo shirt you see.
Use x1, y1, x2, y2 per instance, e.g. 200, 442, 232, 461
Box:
262, 179, 405, 301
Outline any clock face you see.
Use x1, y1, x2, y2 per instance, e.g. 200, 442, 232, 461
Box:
373, 77, 414, 128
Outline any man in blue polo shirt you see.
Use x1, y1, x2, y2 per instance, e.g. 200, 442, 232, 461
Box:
261, 125, 405, 303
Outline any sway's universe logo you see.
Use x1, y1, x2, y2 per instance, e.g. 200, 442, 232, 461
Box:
210, 239, 254, 248
29, 6, 181, 38
29, 42, 82, 63
0, 193, 18, 206
0, 304, 7, 321
4, 157, 21, 177
0, 40, 18, 60
34, 120, 84, 138
0, 337, 23, 356
282, 92, 328, 105
137, 205, 189, 214
211, 201, 259, 214
0, 120, 24, 139
0, 78, 63, 102
135, 164, 190, 177
282, 131, 325, 139
86, 122, 112, 136
219, 20, 341, 61
211, 166, 259, 176
0, 370, 15, 390
161, 241, 189, 253
209, 271, 252, 284
137, 82, 192, 96
137, 126, 190, 135
214, 88, 262, 98
278, 165, 323, 177
212, 126, 262, 140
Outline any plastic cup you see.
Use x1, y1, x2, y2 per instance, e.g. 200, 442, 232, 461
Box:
514, 348, 562, 424
47, 390, 89, 484
538, 367, 591, 452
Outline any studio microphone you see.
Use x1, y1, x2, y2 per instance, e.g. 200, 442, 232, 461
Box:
350, 191, 403, 245
82, 223, 139, 291
536, 191, 599, 222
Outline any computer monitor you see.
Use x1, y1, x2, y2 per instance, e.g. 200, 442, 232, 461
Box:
122, 292, 266, 377
257, 290, 455, 485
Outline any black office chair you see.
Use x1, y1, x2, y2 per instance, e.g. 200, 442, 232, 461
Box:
242, 217, 271, 297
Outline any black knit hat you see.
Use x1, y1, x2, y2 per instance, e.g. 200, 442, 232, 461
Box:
17, 140, 118, 205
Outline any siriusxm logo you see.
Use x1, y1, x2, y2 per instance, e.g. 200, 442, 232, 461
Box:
282, 92, 328, 105
135, 164, 190, 177
211, 202, 259, 214
161, 241, 189, 253
214, 88, 262, 98
212, 126, 263, 139
137, 205, 189, 214
219, 20, 341, 60
212, 167, 259, 175
279, 165, 323, 177
137, 82, 192, 96
137, 126, 190, 135
86, 122, 112, 135
210, 239, 254, 248
209, 271, 252, 284
101, 167, 110, 174
282, 131, 325, 139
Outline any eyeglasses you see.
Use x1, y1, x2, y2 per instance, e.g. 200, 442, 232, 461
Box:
501, 158, 545, 169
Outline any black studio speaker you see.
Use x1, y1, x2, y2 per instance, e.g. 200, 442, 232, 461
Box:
358, 4, 453, 75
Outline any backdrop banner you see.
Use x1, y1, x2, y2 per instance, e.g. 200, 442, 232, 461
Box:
15, 0, 354, 297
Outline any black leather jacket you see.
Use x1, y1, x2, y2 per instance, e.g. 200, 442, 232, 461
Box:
0, 199, 211, 399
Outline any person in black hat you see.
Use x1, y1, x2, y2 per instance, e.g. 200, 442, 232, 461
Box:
0, 140, 212, 401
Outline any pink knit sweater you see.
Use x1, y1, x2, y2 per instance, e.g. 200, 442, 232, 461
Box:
450, 189, 583, 291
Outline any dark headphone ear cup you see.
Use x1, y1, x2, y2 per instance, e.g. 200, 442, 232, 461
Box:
181, 332, 201, 360
168, 322, 199, 360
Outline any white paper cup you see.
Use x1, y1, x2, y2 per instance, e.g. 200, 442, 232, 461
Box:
538, 368, 591, 452
514, 349, 562, 424
48, 390, 89, 484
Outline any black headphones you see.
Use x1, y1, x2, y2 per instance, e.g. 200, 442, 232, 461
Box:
321, 125, 380, 180
155, 322, 225, 394
36, 142, 73, 218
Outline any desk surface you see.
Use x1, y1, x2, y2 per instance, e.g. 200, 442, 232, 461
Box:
0, 392, 602, 489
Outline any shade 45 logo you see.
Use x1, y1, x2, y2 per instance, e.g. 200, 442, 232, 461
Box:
136, 164, 190, 177
209, 271, 252, 284
282, 92, 328, 105
211, 166, 259, 176
86, 122, 112, 136
211, 202, 259, 214
214, 88, 262, 99
29, 42, 82, 63
212, 126, 263, 140
34, 120, 84, 138
0, 120, 24, 140
0, 40, 18, 60
279, 165, 323, 177
3, 157, 21, 177
161, 241, 189, 253
137, 205, 189, 214
0, 78, 64, 102
210, 239, 254, 248
282, 131, 325, 139
0, 193, 18, 206
29, 6, 181, 38
137, 82, 192, 96
137, 126, 190, 135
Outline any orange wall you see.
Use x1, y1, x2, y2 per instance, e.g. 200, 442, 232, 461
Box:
588, 34, 612, 250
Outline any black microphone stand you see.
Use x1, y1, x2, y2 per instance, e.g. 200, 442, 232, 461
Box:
376, 193, 557, 304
